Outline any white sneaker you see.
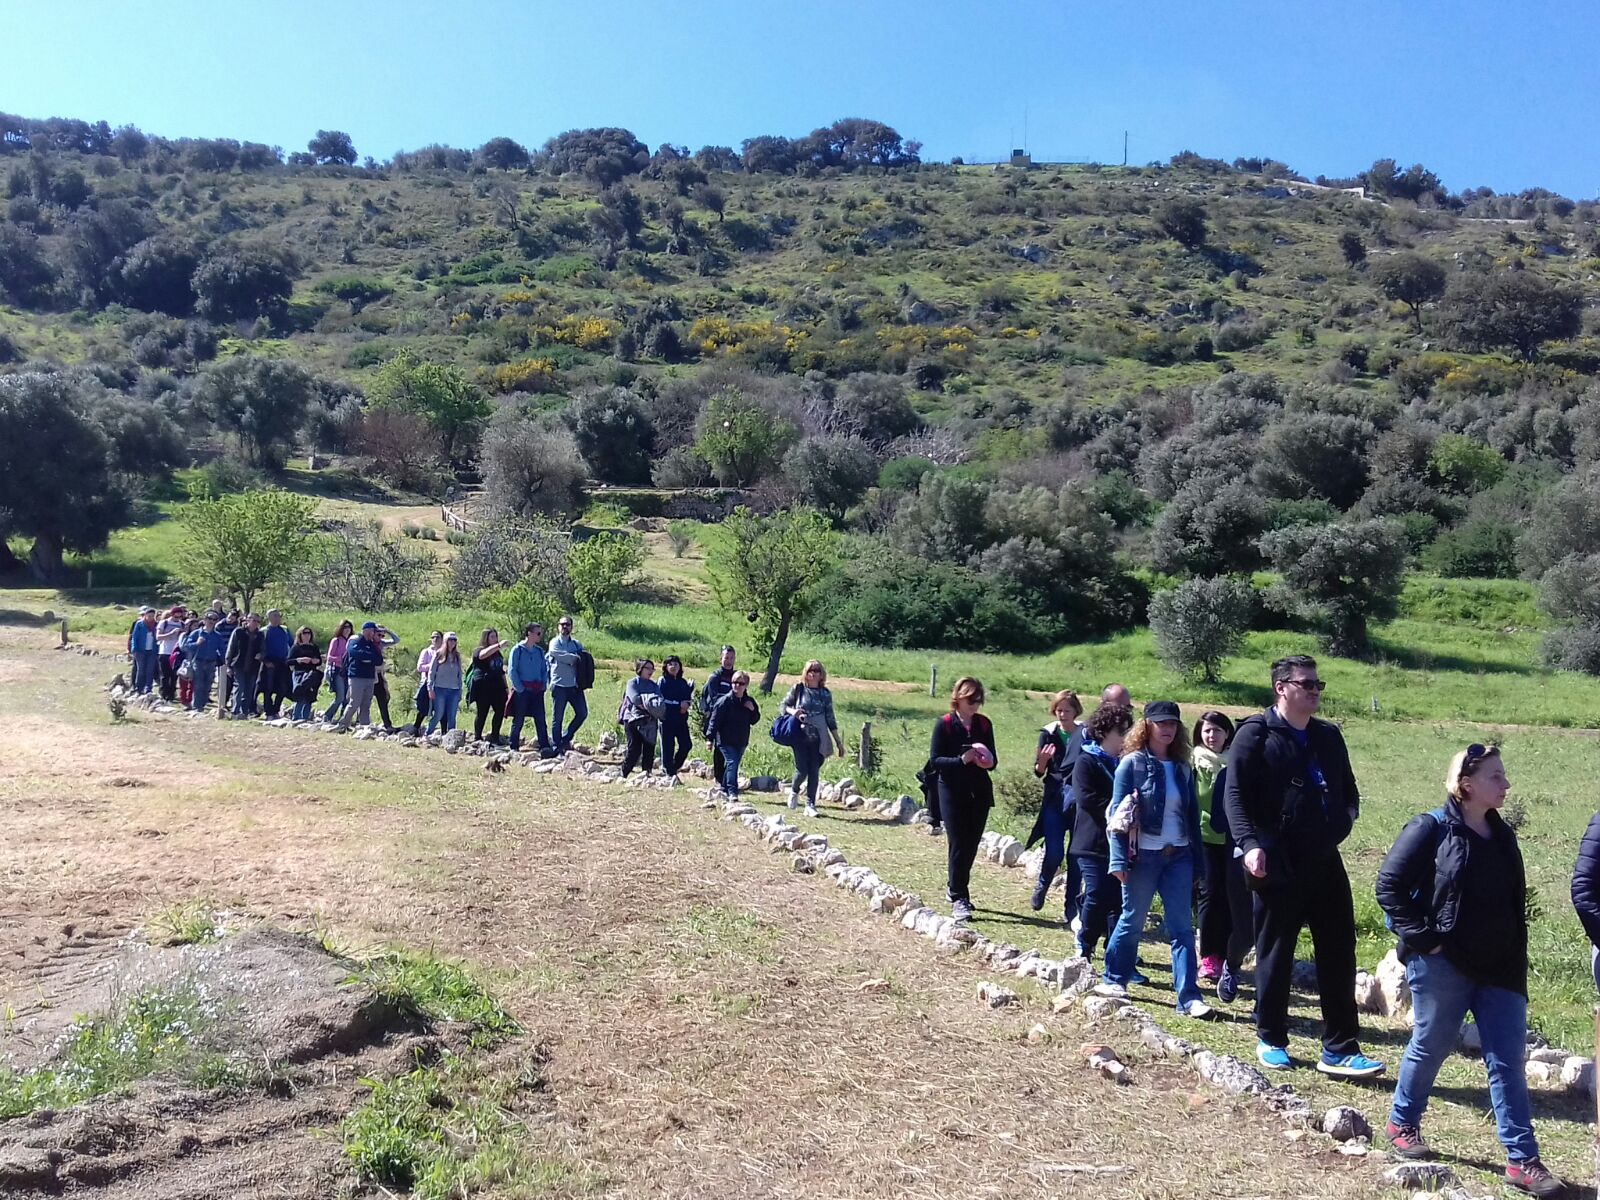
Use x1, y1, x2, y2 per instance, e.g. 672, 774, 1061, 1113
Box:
805, 803, 819, 818
786, 792, 799, 810
1181, 999, 1213, 1020
1070, 915, 1083, 935
1093, 981, 1127, 999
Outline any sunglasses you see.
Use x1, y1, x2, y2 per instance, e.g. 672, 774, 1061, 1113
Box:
1462, 743, 1497, 775
1284, 678, 1326, 693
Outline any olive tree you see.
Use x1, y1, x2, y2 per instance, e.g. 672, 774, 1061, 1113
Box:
708, 507, 838, 693
1259, 518, 1408, 657
1149, 576, 1254, 682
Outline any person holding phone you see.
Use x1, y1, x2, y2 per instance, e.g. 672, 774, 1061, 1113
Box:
1223, 656, 1383, 1078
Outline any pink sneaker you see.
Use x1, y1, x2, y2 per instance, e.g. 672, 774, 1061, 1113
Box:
1199, 955, 1223, 982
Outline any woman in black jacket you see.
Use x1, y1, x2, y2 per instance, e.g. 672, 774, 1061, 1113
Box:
1376, 745, 1562, 1198
929, 677, 997, 924
1572, 811, 1600, 993
471, 628, 511, 745
286, 626, 324, 722
1068, 703, 1133, 961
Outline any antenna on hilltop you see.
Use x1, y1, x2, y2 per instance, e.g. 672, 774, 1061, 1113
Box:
1123, 130, 1129, 166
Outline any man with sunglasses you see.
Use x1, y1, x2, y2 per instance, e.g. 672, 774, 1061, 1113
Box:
1223, 655, 1384, 1079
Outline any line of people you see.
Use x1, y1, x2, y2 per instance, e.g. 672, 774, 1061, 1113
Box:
916, 657, 1566, 1196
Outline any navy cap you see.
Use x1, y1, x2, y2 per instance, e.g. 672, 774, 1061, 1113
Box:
1144, 700, 1181, 723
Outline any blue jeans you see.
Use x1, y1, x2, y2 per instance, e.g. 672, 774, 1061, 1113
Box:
720, 744, 745, 795
322, 671, 347, 721
291, 699, 313, 721
1075, 854, 1122, 959
551, 685, 587, 749
427, 687, 460, 734
231, 665, 259, 716
131, 649, 158, 694
191, 662, 217, 712
1036, 795, 1083, 922
1104, 849, 1202, 1008
509, 688, 549, 751
1390, 953, 1538, 1162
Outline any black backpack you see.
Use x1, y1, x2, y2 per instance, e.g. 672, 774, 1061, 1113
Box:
576, 650, 596, 691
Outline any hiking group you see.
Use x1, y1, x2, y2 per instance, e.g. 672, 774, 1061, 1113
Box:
129, 599, 1587, 1194
915, 655, 1575, 1198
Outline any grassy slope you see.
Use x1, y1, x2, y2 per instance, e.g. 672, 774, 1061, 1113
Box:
6, 156, 1593, 415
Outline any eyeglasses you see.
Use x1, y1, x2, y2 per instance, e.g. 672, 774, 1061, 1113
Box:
1284, 678, 1326, 693
1461, 743, 1496, 775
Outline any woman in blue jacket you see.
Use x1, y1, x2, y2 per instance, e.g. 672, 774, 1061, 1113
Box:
1572, 811, 1600, 993
1096, 700, 1210, 1019
658, 655, 695, 778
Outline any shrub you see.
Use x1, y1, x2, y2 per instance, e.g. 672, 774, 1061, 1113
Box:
1149, 576, 1254, 682
1542, 622, 1600, 675
566, 387, 654, 484
666, 522, 696, 558
1422, 517, 1520, 579
1150, 480, 1270, 577
1428, 434, 1506, 496
488, 357, 560, 394
293, 520, 436, 612
784, 436, 877, 522
480, 423, 587, 519
568, 530, 644, 626
448, 515, 572, 603
1259, 518, 1409, 657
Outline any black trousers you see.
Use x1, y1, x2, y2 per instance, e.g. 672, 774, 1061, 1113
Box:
1200, 840, 1255, 968
622, 724, 656, 776
374, 674, 393, 730
941, 787, 988, 905
259, 659, 289, 717
474, 680, 507, 741
1251, 849, 1361, 1056
660, 720, 691, 775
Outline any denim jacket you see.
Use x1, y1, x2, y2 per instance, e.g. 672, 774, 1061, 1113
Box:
1107, 749, 1205, 876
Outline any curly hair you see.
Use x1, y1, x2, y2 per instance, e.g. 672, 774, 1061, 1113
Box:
1125, 717, 1192, 761
1085, 703, 1134, 743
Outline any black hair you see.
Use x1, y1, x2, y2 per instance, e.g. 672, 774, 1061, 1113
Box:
1193, 710, 1236, 748
1086, 703, 1135, 743
1271, 655, 1318, 686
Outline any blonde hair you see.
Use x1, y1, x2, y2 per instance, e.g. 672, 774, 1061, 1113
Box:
1049, 689, 1082, 720
802, 660, 827, 685
732, 670, 750, 685
1446, 745, 1500, 800
1125, 719, 1192, 762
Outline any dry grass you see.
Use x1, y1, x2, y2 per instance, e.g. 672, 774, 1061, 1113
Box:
0, 626, 1535, 1198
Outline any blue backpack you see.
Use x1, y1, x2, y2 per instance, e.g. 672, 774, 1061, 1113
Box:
1384, 806, 1449, 934
769, 712, 804, 748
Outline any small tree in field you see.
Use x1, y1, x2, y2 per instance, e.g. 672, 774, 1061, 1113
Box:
1149, 576, 1254, 683
1371, 252, 1446, 332
295, 520, 435, 612
1156, 197, 1207, 249
567, 531, 644, 627
709, 507, 838, 693
1259, 518, 1408, 657
175, 487, 318, 612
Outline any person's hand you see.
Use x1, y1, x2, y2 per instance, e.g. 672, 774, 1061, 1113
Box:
961, 747, 980, 765
1427, 944, 1444, 955
680, 701, 689, 713
1112, 870, 1127, 884
1244, 848, 1267, 879
1038, 742, 1056, 762
796, 709, 807, 724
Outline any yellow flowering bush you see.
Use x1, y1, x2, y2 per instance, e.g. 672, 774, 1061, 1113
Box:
488, 357, 559, 394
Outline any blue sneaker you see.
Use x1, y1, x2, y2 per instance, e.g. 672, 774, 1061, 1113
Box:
1317, 1051, 1386, 1079
1217, 962, 1239, 1004
1257, 1042, 1292, 1071
1129, 970, 1150, 986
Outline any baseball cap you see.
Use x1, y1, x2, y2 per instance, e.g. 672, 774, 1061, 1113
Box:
1144, 700, 1181, 724
139, 605, 155, 615
361, 621, 379, 631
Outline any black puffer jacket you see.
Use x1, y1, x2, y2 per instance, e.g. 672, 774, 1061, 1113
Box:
1068, 744, 1117, 860
1222, 707, 1359, 862
1572, 810, 1600, 947
1376, 798, 1526, 990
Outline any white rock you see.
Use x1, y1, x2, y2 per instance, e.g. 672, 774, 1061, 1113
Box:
841, 794, 865, 810
976, 981, 1018, 1008
819, 849, 847, 867
1560, 1057, 1595, 1095
1353, 970, 1381, 1013
1526, 1046, 1569, 1065
1051, 993, 1076, 1015
1381, 1163, 1455, 1190
1082, 995, 1120, 1021
1027, 1022, 1050, 1044
1373, 948, 1410, 1017
1193, 1051, 1271, 1096
1525, 1060, 1556, 1084
1020, 847, 1046, 879
901, 906, 933, 930
996, 837, 1024, 867
799, 833, 828, 849
1321, 1105, 1371, 1142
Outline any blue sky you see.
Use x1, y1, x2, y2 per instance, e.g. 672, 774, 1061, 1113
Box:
5, 0, 1597, 196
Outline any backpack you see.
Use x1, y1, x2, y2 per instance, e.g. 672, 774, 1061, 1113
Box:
576, 650, 596, 691
1383, 806, 1449, 934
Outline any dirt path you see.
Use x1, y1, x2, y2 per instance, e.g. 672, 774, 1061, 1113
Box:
0, 631, 1379, 1198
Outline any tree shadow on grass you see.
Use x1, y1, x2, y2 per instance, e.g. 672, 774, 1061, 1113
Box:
0, 608, 53, 627
1365, 635, 1535, 678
